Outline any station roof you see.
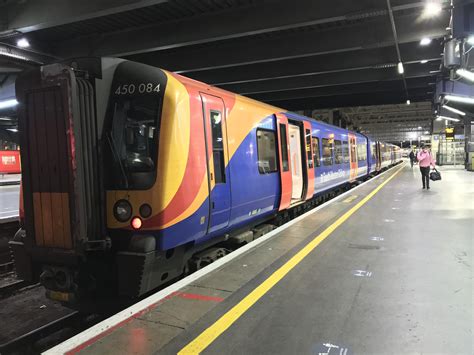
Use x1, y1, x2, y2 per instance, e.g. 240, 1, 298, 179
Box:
0, 0, 450, 141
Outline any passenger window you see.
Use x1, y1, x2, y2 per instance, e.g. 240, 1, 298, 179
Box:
257, 129, 278, 174
334, 140, 343, 164
312, 137, 320, 167
322, 138, 333, 166
210, 111, 225, 183
279, 124, 289, 172
305, 129, 313, 169
357, 143, 367, 162
371, 142, 376, 160
342, 141, 350, 163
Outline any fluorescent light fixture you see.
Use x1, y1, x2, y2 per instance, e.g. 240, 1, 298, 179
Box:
420, 59, 428, 64
423, 2, 442, 17
420, 38, 432, 46
467, 35, 474, 45
418, 126, 422, 129
397, 62, 404, 74
0, 117, 13, 121
456, 68, 474, 82
16, 38, 29, 48
442, 104, 466, 116
0, 99, 18, 109
444, 94, 474, 104
6, 128, 18, 132
436, 115, 460, 122
424, 131, 430, 134
406, 100, 411, 105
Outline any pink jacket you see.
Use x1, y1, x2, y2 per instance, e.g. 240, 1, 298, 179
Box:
417, 150, 435, 168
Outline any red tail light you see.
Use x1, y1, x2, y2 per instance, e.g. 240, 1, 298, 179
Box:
131, 217, 142, 230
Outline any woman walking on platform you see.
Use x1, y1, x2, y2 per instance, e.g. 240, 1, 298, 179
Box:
417, 144, 436, 190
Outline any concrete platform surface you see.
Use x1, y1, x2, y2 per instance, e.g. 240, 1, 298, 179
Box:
0, 184, 20, 223
50, 165, 473, 355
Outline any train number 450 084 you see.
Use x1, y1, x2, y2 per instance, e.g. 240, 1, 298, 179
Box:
114, 83, 161, 95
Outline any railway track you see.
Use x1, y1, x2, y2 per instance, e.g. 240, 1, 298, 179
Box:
0, 311, 83, 354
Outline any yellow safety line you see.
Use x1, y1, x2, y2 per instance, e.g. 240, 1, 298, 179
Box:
178, 165, 404, 354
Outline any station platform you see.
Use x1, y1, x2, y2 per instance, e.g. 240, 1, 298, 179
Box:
47, 164, 473, 355
0, 182, 20, 223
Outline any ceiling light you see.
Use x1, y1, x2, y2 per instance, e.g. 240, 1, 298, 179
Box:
423, 2, 442, 17
436, 115, 460, 122
0, 117, 13, 121
406, 100, 411, 105
16, 38, 29, 48
397, 62, 404, 74
467, 35, 474, 45
444, 94, 474, 104
424, 131, 430, 134
0, 99, 18, 109
420, 38, 432, 46
6, 128, 18, 132
420, 59, 428, 64
456, 68, 474, 82
418, 126, 422, 129
442, 104, 466, 116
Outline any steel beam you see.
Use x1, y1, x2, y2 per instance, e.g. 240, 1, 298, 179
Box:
127, 12, 447, 73
3, 0, 169, 33
179, 42, 441, 85
53, 2, 446, 58
248, 77, 432, 102
268, 88, 431, 110
221, 62, 439, 95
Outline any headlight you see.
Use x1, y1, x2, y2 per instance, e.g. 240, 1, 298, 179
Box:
114, 200, 132, 222
139, 204, 152, 218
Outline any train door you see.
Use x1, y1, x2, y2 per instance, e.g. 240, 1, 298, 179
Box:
200, 93, 231, 234
288, 124, 303, 201
376, 142, 381, 170
303, 121, 315, 200
276, 114, 292, 211
349, 134, 358, 180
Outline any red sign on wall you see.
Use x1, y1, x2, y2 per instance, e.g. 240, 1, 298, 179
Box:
0, 151, 21, 174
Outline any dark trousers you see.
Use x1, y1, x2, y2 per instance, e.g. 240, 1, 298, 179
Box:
420, 166, 430, 188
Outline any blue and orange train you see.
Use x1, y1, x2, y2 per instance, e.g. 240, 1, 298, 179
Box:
12, 58, 401, 305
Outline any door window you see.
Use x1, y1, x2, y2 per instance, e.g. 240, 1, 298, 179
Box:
305, 129, 313, 169
279, 124, 289, 172
350, 139, 357, 163
210, 111, 225, 183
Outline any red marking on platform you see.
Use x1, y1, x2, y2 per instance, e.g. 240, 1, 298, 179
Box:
65, 291, 223, 354
65, 295, 172, 355
174, 291, 224, 302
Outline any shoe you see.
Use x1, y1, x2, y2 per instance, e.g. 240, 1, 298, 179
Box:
427, 186, 430, 190
423, 186, 425, 189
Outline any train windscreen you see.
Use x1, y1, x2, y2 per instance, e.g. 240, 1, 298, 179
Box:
104, 62, 167, 190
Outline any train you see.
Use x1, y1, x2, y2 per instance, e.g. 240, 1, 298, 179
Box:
10, 58, 402, 307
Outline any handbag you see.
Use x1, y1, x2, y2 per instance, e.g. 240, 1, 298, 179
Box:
430, 168, 441, 181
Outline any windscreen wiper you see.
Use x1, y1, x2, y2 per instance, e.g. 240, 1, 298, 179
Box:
106, 132, 129, 189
